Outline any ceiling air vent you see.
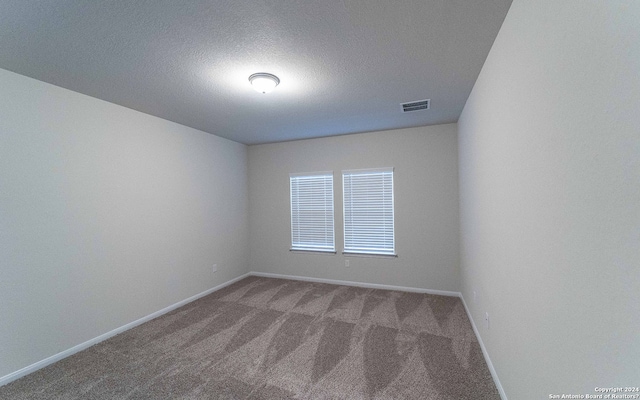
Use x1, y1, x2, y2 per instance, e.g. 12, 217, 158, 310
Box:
401, 99, 430, 112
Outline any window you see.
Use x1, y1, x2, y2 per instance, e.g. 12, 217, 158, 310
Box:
290, 172, 335, 252
343, 168, 395, 256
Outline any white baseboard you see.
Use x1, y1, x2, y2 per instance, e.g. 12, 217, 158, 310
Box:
459, 294, 508, 400
254, 271, 506, 397
2, 270, 506, 400
0, 273, 250, 388
249, 271, 461, 297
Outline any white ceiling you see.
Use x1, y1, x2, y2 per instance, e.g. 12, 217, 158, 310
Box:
0, 1, 512, 145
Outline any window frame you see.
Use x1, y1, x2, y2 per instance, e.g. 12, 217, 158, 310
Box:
342, 167, 396, 256
289, 171, 336, 253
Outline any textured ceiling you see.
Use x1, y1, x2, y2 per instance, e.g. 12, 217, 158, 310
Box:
0, 0, 512, 144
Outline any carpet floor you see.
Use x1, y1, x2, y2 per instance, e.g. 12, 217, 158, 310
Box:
0, 276, 500, 399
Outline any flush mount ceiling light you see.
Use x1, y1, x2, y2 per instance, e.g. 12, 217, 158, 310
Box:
249, 72, 280, 94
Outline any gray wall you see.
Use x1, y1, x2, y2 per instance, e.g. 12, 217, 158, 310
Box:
248, 124, 460, 292
458, 1, 640, 398
0, 68, 249, 378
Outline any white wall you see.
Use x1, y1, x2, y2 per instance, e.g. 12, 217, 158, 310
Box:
458, 1, 640, 398
0, 68, 249, 378
248, 124, 460, 291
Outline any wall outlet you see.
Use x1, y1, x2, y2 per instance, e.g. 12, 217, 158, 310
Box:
485, 312, 490, 329
473, 291, 477, 303
345, 259, 350, 267
212, 264, 218, 273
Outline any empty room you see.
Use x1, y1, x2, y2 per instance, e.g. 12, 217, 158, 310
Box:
1, 1, 638, 399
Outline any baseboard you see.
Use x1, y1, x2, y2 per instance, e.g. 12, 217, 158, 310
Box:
2, 271, 506, 399
249, 271, 461, 297
253, 271, 507, 396
254, 271, 506, 397
459, 294, 508, 400
0, 272, 251, 388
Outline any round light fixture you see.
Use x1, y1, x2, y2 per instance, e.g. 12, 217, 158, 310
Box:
249, 72, 280, 94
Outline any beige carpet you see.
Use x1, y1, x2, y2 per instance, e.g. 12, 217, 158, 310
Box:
0, 276, 500, 399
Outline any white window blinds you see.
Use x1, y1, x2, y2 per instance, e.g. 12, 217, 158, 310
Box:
290, 172, 335, 252
343, 168, 395, 255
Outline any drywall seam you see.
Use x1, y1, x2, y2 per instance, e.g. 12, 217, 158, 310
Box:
459, 294, 508, 400
0, 273, 251, 388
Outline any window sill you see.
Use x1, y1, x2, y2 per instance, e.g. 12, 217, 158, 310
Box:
342, 252, 398, 258
290, 249, 337, 255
